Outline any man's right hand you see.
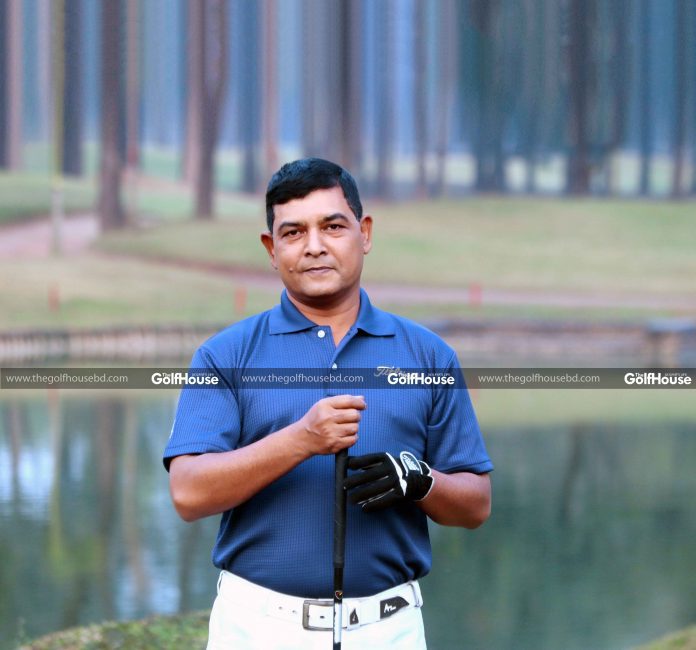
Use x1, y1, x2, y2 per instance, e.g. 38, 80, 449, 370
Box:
298, 395, 366, 455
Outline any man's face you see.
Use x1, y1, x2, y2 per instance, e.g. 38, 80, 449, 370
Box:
261, 186, 372, 305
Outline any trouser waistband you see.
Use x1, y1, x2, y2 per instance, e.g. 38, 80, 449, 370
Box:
216, 571, 423, 631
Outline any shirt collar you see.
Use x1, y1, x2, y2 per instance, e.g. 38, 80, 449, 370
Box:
268, 288, 395, 337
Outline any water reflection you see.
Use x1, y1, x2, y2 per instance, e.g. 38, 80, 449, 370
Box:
0, 394, 694, 649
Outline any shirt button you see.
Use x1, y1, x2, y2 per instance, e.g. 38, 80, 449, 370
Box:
317, 329, 326, 338
332, 363, 338, 369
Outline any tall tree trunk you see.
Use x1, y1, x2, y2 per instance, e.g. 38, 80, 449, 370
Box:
5, 0, 22, 168
184, 0, 203, 186
194, 0, 228, 219
261, 0, 278, 183
240, 1, 259, 192
638, 0, 651, 195
607, 0, 628, 194
0, 0, 8, 168
472, 0, 504, 192
338, 0, 362, 176
413, 0, 428, 197
62, 0, 83, 176
375, 0, 394, 198
671, 0, 686, 198
37, 0, 51, 141
566, 0, 595, 195
98, 0, 126, 230
522, 0, 543, 192
125, 0, 140, 171
301, 0, 318, 157
433, 0, 456, 197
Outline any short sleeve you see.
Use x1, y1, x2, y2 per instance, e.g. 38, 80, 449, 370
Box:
162, 346, 241, 471
425, 353, 493, 474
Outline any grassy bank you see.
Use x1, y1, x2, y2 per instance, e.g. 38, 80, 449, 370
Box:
19, 611, 209, 650
0, 174, 95, 225
636, 625, 696, 649
20, 614, 696, 649
98, 197, 696, 295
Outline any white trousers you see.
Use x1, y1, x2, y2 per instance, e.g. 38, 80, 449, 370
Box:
207, 572, 427, 650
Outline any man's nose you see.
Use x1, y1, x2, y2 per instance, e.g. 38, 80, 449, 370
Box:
304, 227, 326, 256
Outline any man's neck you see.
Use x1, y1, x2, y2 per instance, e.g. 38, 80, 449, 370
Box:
287, 287, 361, 346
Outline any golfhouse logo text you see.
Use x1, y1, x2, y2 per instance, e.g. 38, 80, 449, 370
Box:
375, 366, 456, 386
623, 371, 692, 386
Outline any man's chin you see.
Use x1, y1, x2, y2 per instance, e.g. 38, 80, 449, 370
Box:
289, 280, 352, 303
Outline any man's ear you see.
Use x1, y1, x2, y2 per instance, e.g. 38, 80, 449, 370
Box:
260, 231, 277, 269
360, 215, 373, 255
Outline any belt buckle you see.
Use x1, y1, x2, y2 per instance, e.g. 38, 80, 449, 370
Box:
302, 599, 333, 630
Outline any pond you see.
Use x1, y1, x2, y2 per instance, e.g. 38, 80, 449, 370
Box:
1, 391, 695, 649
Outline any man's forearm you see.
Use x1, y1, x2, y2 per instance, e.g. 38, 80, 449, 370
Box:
417, 471, 491, 528
169, 422, 310, 521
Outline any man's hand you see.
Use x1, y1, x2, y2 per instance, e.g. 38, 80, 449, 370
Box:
298, 395, 366, 455
344, 451, 434, 512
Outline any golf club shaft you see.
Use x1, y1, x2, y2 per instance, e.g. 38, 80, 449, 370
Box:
333, 448, 348, 649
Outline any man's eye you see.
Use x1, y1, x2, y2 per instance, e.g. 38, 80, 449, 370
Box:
283, 229, 300, 238
326, 224, 343, 231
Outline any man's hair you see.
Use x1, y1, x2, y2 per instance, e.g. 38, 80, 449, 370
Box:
265, 158, 363, 232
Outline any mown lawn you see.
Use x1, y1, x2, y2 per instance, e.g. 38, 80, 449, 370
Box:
0, 254, 280, 329
97, 197, 696, 295
0, 174, 95, 225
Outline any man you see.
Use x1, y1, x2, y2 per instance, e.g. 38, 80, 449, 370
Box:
164, 158, 493, 649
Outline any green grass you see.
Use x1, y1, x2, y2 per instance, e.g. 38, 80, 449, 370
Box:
635, 625, 696, 650
376, 300, 688, 322
97, 197, 696, 295
19, 611, 209, 650
0, 254, 280, 329
473, 388, 696, 428
0, 173, 95, 224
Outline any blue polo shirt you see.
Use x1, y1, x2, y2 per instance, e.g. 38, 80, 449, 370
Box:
164, 288, 492, 598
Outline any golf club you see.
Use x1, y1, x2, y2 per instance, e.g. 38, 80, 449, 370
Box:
333, 448, 348, 649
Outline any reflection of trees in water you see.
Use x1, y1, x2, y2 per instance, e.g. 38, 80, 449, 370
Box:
4, 400, 695, 649
423, 422, 696, 650
2, 395, 219, 645
4, 401, 25, 509
122, 400, 149, 609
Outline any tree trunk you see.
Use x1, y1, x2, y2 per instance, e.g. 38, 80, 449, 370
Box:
671, 0, 686, 198
240, 1, 259, 192
301, 0, 320, 158
125, 0, 140, 171
433, 0, 456, 197
522, 0, 543, 192
338, 0, 362, 176
413, 0, 428, 198
62, 0, 83, 176
607, 0, 627, 194
183, 0, 202, 186
566, 0, 595, 195
375, 0, 394, 198
261, 0, 278, 184
638, 0, 651, 195
472, 0, 504, 192
98, 0, 126, 230
5, 0, 22, 169
194, 0, 228, 219
0, 0, 8, 168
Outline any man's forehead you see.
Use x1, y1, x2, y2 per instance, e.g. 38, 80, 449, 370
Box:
273, 187, 354, 223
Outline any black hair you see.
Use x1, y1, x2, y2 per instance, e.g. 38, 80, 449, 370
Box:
265, 158, 363, 232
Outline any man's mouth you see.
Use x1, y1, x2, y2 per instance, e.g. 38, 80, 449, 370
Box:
303, 266, 333, 274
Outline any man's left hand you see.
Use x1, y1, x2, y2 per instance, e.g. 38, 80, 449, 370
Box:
344, 451, 435, 512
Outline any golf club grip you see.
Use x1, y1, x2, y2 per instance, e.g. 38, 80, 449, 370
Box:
333, 448, 348, 568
